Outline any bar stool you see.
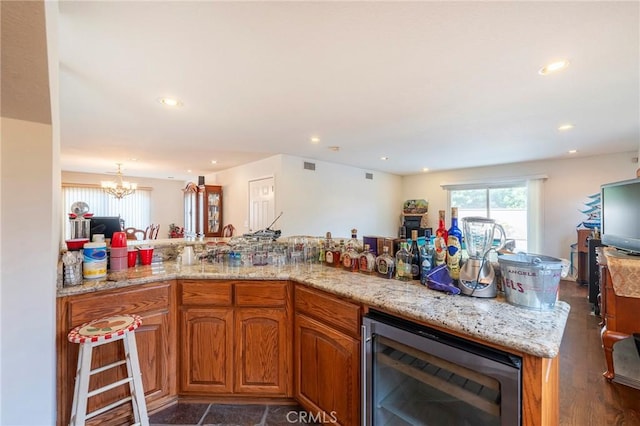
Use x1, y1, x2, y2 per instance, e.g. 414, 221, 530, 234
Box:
67, 314, 149, 426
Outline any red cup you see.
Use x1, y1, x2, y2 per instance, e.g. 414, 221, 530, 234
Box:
127, 249, 138, 268
111, 231, 127, 248
139, 247, 154, 265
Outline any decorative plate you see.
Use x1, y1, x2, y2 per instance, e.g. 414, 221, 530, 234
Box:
403, 199, 428, 214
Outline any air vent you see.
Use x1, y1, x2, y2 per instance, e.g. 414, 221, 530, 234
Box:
304, 162, 316, 171
365, 172, 373, 180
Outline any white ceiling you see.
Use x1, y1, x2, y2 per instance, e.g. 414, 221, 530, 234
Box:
57, 1, 639, 181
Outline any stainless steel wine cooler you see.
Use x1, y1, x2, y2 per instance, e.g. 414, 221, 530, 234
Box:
362, 310, 522, 426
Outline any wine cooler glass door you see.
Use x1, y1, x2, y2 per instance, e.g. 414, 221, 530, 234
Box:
363, 313, 521, 426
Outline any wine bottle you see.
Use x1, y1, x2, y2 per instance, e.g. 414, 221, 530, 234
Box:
447, 207, 463, 283
410, 230, 421, 280
420, 231, 434, 285
433, 210, 448, 266
395, 242, 412, 281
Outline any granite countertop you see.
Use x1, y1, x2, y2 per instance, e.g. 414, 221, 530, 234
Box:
57, 261, 570, 359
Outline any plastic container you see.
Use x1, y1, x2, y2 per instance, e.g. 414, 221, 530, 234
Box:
128, 248, 138, 268
139, 246, 154, 265
109, 256, 128, 271
66, 238, 89, 251
109, 246, 128, 272
83, 241, 107, 279
498, 253, 564, 310
111, 231, 127, 248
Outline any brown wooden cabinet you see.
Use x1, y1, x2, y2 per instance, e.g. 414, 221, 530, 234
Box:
56, 280, 177, 426
599, 264, 640, 380
294, 284, 361, 426
178, 280, 292, 397
203, 185, 223, 237
183, 183, 223, 238
181, 308, 234, 393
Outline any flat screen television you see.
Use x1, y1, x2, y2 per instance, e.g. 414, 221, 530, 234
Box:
600, 178, 640, 254
89, 216, 122, 241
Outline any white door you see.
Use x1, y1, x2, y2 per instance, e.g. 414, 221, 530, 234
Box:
249, 177, 275, 232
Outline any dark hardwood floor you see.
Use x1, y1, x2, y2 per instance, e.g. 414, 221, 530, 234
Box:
558, 280, 640, 425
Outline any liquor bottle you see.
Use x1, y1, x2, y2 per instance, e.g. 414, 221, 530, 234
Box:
395, 242, 412, 281
433, 210, 448, 266
324, 232, 336, 267
335, 240, 345, 268
410, 230, 421, 280
398, 225, 407, 241
318, 233, 328, 263
347, 228, 362, 252
342, 240, 360, 272
359, 244, 376, 274
447, 207, 463, 283
376, 246, 395, 279
420, 232, 434, 285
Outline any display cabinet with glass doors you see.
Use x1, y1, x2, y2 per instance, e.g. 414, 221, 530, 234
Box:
202, 185, 223, 237
183, 183, 223, 238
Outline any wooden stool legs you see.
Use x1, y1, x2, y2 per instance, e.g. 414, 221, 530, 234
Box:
69, 328, 149, 426
123, 330, 149, 426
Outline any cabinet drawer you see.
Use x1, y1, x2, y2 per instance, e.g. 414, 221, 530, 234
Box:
68, 281, 171, 326
295, 284, 361, 337
180, 280, 232, 306
235, 281, 289, 307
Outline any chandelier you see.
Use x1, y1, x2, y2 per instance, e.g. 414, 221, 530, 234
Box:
101, 163, 137, 199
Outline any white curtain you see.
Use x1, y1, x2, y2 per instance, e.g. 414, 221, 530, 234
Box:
61, 185, 151, 239
527, 178, 545, 253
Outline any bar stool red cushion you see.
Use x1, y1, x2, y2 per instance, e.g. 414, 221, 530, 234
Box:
68, 314, 142, 344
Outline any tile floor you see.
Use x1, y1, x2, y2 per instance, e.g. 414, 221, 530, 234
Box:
149, 402, 321, 426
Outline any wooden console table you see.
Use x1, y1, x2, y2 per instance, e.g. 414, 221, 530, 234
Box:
599, 248, 640, 380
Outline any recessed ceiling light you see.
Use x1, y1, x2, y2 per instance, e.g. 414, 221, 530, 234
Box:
187, 169, 192, 173
211, 160, 217, 164
158, 97, 182, 107
422, 167, 429, 172
310, 137, 320, 144
539, 60, 570, 75
568, 150, 577, 154
328, 146, 340, 152
558, 124, 574, 131
380, 157, 389, 161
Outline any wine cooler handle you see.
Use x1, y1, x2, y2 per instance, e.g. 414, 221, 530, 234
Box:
361, 324, 370, 426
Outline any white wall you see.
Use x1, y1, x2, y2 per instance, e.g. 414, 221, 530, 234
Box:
1, 118, 58, 425
278, 155, 403, 237
211, 155, 282, 235
61, 171, 186, 239
401, 151, 639, 260
214, 154, 403, 238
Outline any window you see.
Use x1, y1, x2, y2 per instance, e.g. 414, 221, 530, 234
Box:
62, 184, 151, 239
443, 176, 546, 253
450, 185, 528, 251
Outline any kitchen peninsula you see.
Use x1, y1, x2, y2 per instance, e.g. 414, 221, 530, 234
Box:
56, 256, 569, 426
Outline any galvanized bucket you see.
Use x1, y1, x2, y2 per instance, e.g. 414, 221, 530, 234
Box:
497, 253, 564, 310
